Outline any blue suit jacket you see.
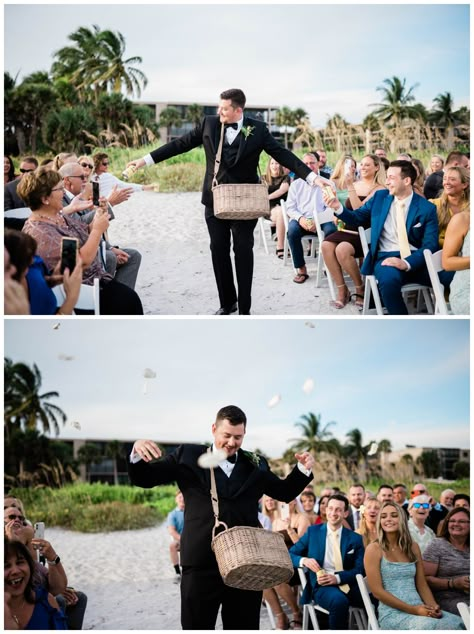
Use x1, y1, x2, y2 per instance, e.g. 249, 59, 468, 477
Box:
338, 190, 439, 275
289, 524, 364, 603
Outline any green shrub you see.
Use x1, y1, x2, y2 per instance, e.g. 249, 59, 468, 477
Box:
158, 163, 205, 192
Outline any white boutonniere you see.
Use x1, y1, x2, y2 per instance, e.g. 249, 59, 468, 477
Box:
241, 125, 254, 140
242, 450, 260, 467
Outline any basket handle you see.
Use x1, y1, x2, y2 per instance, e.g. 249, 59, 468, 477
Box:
211, 520, 229, 541
212, 124, 225, 190
208, 448, 222, 527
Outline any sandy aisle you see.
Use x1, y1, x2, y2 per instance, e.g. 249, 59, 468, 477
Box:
107, 191, 361, 316
46, 524, 273, 630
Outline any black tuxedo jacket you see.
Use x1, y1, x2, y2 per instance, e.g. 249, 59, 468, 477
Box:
4, 178, 26, 210
149, 115, 312, 214
128, 444, 313, 568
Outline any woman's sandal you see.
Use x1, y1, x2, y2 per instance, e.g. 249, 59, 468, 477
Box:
276, 248, 285, 259
289, 612, 303, 630
275, 612, 290, 630
351, 284, 365, 309
330, 284, 351, 309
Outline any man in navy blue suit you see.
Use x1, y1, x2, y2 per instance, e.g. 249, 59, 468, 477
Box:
289, 494, 365, 629
324, 160, 439, 314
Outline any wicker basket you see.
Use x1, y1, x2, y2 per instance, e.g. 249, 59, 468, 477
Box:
212, 183, 270, 220
211, 522, 294, 591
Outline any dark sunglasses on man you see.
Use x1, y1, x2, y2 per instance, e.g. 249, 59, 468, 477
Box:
19, 168, 35, 173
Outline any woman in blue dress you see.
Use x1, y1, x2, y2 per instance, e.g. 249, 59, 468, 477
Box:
4, 538, 67, 629
364, 501, 464, 629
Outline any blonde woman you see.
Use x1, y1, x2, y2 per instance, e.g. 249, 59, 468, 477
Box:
364, 501, 463, 629
356, 497, 381, 548
429, 166, 469, 248
330, 154, 357, 205
321, 154, 386, 309
52, 152, 77, 171
263, 158, 291, 258
426, 154, 444, 177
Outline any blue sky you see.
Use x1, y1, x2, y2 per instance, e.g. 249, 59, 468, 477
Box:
4, 318, 469, 457
4, 3, 470, 126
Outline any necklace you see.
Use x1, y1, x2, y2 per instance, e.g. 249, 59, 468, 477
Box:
11, 599, 25, 626
32, 211, 64, 225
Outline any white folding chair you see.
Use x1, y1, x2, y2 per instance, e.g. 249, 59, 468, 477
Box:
263, 599, 276, 629
356, 574, 380, 630
457, 601, 470, 629
52, 278, 100, 315
423, 249, 451, 314
4, 206, 32, 220
298, 567, 367, 630
312, 206, 337, 301
280, 200, 317, 268
358, 227, 434, 315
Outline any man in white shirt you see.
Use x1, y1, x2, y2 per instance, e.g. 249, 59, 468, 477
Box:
286, 153, 337, 284
289, 494, 365, 629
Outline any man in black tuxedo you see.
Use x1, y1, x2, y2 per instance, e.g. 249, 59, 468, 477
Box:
127, 88, 321, 315
128, 405, 315, 630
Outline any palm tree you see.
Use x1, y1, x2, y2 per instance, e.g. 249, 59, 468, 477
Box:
159, 107, 182, 141
186, 103, 204, 127
95, 29, 148, 98
275, 106, 296, 148
431, 92, 456, 149
377, 439, 392, 454
290, 412, 340, 455
105, 440, 123, 485
77, 443, 103, 482
4, 358, 67, 440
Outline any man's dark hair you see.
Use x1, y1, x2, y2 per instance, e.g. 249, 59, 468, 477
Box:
300, 491, 316, 502
377, 483, 393, 493
453, 493, 470, 505
350, 483, 365, 491
310, 151, 321, 162
215, 405, 247, 428
4, 230, 37, 281
446, 151, 467, 166
328, 493, 349, 511
380, 156, 390, 171
394, 483, 407, 490
220, 88, 246, 110
390, 160, 417, 185
21, 156, 38, 168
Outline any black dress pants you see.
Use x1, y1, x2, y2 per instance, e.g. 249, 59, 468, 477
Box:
181, 566, 262, 630
205, 212, 258, 314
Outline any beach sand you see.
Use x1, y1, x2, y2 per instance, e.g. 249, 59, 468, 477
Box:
108, 191, 361, 316
47, 523, 273, 630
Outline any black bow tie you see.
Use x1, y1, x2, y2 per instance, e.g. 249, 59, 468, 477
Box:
225, 122, 238, 130
226, 452, 238, 464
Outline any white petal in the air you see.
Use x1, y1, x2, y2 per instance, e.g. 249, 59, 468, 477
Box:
197, 449, 227, 469
268, 394, 281, 408
71, 421, 81, 430
304, 321, 315, 328
367, 442, 378, 456
143, 368, 157, 379
302, 378, 314, 394
58, 354, 74, 361
53, 323, 60, 330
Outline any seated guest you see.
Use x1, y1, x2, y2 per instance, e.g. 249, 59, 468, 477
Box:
18, 167, 143, 315
408, 495, 436, 554
315, 494, 329, 524
412, 158, 426, 197
356, 497, 380, 547
330, 154, 357, 205
263, 157, 290, 258
442, 210, 470, 315
4, 246, 30, 315
4, 538, 67, 629
453, 494, 470, 510
92, 152, 154, 198
322, 154, 386, 309
426, 154, 444, 178
324, 160, 439, 315
289, 494, 365, 630
377, 484, 394, 503
286, 153, 337, 284
4, 229, 82, 315
423, 507, 470, 614
347, 483, 365, 530
4, 156, 38, 212
4, 154, 16, 184
52, 152, 77, 171
315, 148, 332, 179
393, 483, 409, 513
364, 502, 463, 629
300, 490, 318, 525
430, 166, 469, 248
424, 151, 468, 199
439, 489, 456, 513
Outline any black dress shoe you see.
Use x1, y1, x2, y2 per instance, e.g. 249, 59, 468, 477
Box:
214, 302, 238, 315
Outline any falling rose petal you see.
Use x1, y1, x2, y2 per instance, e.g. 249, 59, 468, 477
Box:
197, 449, 227, 469
268, 394, 281, 408
367, 442, 378, 456
302, 378, 314, 394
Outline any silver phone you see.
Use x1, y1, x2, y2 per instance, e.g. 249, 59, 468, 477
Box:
34, 522, 45, 539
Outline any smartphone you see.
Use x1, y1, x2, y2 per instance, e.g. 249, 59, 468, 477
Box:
34, 522, 45, 539
280, 503, 290, 521
344, 158, 353, 176
92, 181, 100, 206
60, 237, 79, 273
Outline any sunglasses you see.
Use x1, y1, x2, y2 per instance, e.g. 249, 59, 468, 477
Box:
101, 162, 109, 166
412, 503, 430, 509
5, 514, 27, 525
411, 490, 426, 495
69, 175, 87, 181
80, 162, 93, 169
19, 168, 35, 173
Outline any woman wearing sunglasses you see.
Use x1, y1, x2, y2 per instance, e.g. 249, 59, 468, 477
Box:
423, 507, 470, 615
91, 152, 154, 198
408, 495, 436, 554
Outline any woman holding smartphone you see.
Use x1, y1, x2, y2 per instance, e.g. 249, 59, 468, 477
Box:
18, 167, 143, 314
